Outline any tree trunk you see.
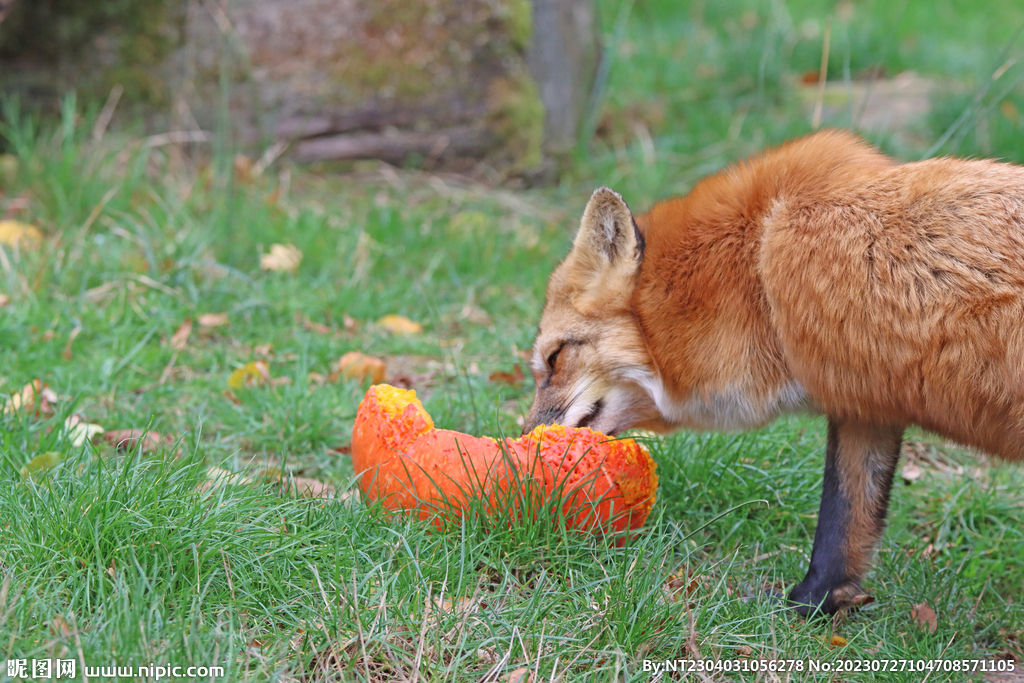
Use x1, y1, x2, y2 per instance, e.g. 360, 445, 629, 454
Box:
528, 0, 600, 158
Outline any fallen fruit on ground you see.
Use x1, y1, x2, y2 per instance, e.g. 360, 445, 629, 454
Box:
351, 384, 658, 534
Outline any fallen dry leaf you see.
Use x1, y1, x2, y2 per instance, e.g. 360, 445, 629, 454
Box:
489, 364, 525, 387
3, 379, 59, 416
62, 326, 82, 361
664, 567, 700, 600
296, 312, 334, 335
170, 318, 193, 351
0, 220, 42, 248
233, 154, 255, 184
253, 343, 273, 358
387, 373, 415, 389
199, 466, 340, 500
505, 668, 532, 683
901, 462, 924, 482
50, 615, 71, 639
19, 451, 64, 479
849, 593, 875, 608
198, 312, 231, 328
260, 243, 302, 273
736, 645, 753, 657
435, 595, 476, 616
377, 314, 423, 335
197, 466, 240, 493
222, 390, 242, 406
459, 303, 492, 326
65, 414, 105, 448
330, 351, 387, 384
103, 429, 171, 454
827, 634, 848, 647
228, 360, 271, 389
911, 602, 938, 633
0, 293, 9, 307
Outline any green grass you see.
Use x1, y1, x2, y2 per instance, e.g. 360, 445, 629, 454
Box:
2, 2, 1024, 681
580, 0, 1024, 205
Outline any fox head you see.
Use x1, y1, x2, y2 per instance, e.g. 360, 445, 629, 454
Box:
522, 188, 671, 437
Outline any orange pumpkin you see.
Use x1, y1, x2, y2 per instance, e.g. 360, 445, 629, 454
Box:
351, 384, 658, 534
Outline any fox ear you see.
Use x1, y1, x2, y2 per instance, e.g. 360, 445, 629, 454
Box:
567, 188, 644, 312
577, 188, 638, 268
573, 187, 643, 268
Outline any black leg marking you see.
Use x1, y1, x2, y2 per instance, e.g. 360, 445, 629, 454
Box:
788, 418, 903, 616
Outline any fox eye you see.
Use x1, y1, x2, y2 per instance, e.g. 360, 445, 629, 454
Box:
546, 346, 563, 372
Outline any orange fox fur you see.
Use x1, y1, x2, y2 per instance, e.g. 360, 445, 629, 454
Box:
524, 129, 1024, 614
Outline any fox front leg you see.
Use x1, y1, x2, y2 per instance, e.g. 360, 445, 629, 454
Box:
787, 419, 904, 616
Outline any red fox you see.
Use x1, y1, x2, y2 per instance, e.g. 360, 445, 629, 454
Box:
523, 129, 1024, 616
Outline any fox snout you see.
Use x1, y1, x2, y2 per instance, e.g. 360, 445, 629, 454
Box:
520, 397, 608, 437
520, 405, 556, 436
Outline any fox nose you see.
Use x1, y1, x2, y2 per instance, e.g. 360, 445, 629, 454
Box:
520, 406, 563, 436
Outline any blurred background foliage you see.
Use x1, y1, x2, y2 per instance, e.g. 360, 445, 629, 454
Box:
582, 0, 1024, 203
0, 0, 1022, 189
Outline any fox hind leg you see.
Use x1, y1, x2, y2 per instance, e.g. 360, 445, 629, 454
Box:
788, 419, 904, 616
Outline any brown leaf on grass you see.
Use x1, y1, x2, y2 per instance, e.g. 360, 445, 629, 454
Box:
849, 593, 875, 608
228, 360, 271, 389
911, 602, 938, 633
329, 444, 351, 456
65, 414, 105, 447
459, 303, 492, 326
827, 634, 848, 647
864, 640, 885, 655
342, 314, 358, 332
19, 451, 65, 479
170, 318, 193, 351
386, 355, 444, 391
664, 567, 700, 600
377, 314, 423, 335
50, 615, 72, 639
736, 645, 753, 657
198, 312, 230, 328
0, 219, 42, 248
253, 343, 274, 358
387, 373, 415, 389
489, 364, 525, 387
62, 326, 82, 361
233, 154, 254, 184
296, 312, 334, 335
505, 668, 532, 683
103, 429, 172, 454
330, 351, 386, 384
3, 379, 59, 416
0, 293, 9, 307
223, 390, 242, 406
901, 462, 924, 482
260, 244, 302, 273
199, 466, 341, 500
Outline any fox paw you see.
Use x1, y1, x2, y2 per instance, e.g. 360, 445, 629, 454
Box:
787, 581, 873, 617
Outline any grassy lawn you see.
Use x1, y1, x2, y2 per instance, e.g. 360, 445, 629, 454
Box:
2, 1, 1024, 681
